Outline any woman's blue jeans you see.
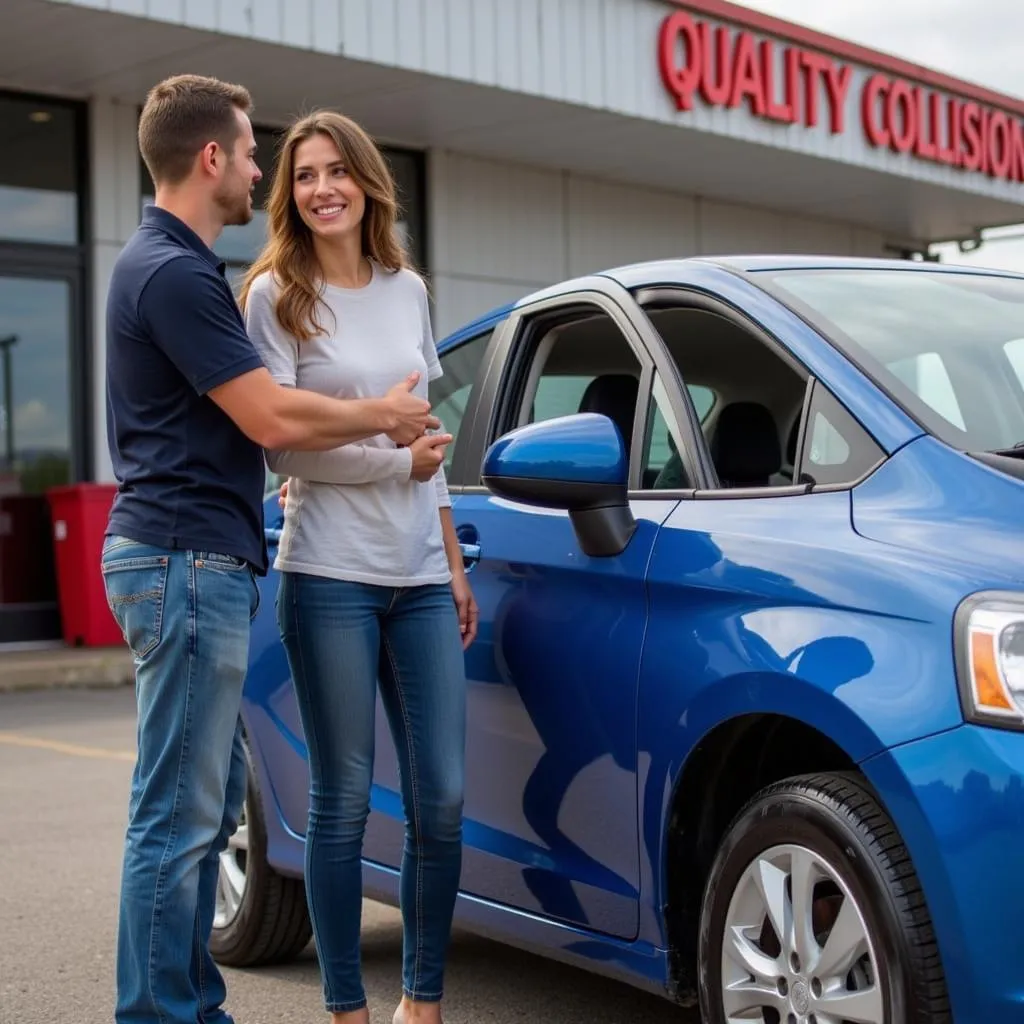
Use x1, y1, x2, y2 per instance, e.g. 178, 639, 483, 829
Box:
277, 573, 467, 1013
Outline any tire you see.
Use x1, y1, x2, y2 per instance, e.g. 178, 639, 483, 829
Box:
209, 737, 312, 967
697, 771, 951, 1024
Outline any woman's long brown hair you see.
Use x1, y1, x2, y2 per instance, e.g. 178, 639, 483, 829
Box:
239, 110, 410, 341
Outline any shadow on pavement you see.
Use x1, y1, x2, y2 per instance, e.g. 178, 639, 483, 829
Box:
238, 913, 696, 1024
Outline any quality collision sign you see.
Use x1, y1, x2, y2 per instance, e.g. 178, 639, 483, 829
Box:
658, 10, 1024, 183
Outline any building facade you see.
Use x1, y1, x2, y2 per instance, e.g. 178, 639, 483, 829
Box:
2, 0, 1024, 644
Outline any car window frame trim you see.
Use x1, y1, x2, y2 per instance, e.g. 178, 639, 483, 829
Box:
442, 319, 511, 492
458, 277, 710, 493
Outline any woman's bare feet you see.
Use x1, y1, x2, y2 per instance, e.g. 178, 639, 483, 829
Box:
393, 996, 443, 1024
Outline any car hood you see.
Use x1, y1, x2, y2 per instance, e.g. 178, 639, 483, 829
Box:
852, 433, 1024, 590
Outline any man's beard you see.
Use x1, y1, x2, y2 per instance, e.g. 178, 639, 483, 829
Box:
215, 178, 253, 227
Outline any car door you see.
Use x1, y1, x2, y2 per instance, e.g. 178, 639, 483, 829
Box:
449, 282, 695, 941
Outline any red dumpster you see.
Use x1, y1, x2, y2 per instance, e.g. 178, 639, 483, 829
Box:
46, 483, 123, 648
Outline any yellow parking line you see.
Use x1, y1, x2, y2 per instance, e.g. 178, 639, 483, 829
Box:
0, 731, 135, 762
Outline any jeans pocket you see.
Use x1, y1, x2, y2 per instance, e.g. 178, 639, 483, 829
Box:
101, 555, 169, 658
195, 551, 248, 574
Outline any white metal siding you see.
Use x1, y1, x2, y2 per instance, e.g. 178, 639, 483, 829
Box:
430, 151, 567, 289
428, 151, 885, 336
566, 177, 699, 276
51, 0, 1023, 204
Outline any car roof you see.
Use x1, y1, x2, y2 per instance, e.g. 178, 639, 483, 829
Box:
436, 254, 1024, 348
604, 253, 1024, 286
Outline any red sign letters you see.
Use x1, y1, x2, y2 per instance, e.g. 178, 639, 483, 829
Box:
657, 11, 1024, 183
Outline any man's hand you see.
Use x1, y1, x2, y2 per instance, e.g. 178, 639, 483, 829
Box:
278, 478, 289, 508
383, 373, 440, 446
408, 432, 452, 481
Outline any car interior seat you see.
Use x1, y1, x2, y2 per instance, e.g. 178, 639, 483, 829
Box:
577, 374, 639, 448
710, 401, 782, 488
652, 433, 687, 490
771, 414, 802, 485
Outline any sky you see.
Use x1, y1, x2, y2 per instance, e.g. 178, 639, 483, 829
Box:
733, 0, 1024, 269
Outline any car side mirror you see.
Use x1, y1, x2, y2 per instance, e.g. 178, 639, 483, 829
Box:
481, 413, 637, 557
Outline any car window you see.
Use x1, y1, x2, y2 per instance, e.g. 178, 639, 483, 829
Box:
642, 305, 809, 492
1005, 338, 1024, 390
530, 374, 595, 423
640, 302, 885, 493
429, 327, 495, 479
643, 382, 713, 487
762, 268, 1024, 453
500, 306, 651, 484
886, 352, 966, 431
797, 383, 884, 487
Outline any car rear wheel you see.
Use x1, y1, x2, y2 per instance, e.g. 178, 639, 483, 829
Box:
209, 738, 312, 967
697, 772, 951, 1024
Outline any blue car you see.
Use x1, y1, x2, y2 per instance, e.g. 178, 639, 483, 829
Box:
211, 256, 1024, 1024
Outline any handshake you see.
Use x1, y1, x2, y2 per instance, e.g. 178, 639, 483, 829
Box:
382, 371, 451, 482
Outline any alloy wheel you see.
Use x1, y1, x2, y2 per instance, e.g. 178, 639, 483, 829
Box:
721, 842, 883, 1024
214, 802, 249, 929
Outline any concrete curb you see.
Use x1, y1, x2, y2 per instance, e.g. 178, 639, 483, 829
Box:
0, 647, 135, 692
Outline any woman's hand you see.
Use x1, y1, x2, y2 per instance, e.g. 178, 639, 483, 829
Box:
438, 507, 477, 648
451, 568, 479, 649
408, 432, 453, 482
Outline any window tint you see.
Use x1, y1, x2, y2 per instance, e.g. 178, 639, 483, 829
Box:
642, 375, 692, 489
530, 375, 595, 424
807, 411, 850, 466
429, 328, 494, 477
690, 385, 715, 421
645, 384, 714, 469
797, 383, 884, 487
508, 308, 644, 475
644, 305, 807, 491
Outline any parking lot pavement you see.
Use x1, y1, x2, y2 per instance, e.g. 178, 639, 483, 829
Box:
0, 689, 697, 1024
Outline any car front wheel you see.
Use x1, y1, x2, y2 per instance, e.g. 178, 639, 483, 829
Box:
697, 772, 951, 1024
209, 738, 312, 967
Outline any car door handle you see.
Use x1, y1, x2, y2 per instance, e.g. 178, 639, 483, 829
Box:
460, 542, 481, 571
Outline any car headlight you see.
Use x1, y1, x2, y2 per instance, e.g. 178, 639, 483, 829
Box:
956, 592, 1024, 729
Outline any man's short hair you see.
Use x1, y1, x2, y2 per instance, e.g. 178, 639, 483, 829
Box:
138, 74, 253, 187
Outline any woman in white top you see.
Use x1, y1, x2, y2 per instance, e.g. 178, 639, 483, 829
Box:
240, 110, 476, 1024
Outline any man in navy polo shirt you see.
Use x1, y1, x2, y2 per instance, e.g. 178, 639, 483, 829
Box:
102, 74, 436, 1024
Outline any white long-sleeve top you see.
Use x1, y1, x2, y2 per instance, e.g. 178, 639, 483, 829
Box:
244, 265, 452, 587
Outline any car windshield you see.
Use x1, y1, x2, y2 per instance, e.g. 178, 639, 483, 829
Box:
761, 267, 1024, 453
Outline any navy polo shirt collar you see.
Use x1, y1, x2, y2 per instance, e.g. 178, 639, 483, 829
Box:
141, 205, 226, 274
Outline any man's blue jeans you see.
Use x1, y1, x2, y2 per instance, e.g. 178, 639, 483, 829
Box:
276, 574, 466, 1014
101, 536, 259, 1024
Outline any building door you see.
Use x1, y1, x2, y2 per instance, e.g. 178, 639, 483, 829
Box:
0, 266, 82, 644
0, 91, 88, 646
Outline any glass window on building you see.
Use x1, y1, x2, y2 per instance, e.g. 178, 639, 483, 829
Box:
0, 95, 82, 245
140, 127, 427, 289
0, 92, 87, 644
